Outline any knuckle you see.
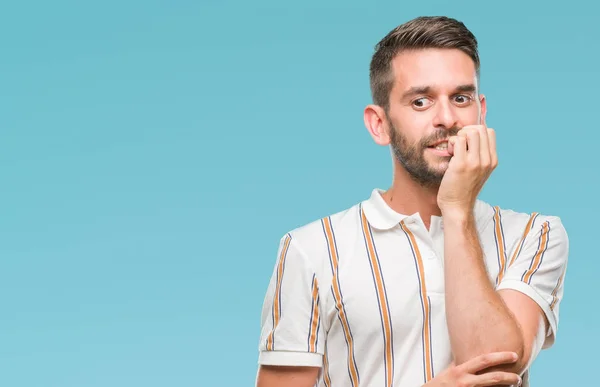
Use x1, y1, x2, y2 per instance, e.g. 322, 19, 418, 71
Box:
449, 366, 461, 378
452, 368, 465, 382
480, 353, 492, 366
490, 373, 502, 383
466, 162, 478, 171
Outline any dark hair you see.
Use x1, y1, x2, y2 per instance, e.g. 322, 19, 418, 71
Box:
369, 16, 480, 111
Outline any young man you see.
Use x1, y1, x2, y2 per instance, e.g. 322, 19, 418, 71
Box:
255, 16, 569, 387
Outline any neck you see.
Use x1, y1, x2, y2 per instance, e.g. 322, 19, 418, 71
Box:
381, 161, 442, 230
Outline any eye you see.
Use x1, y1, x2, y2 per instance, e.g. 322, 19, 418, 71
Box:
412, 97, 433, 109
453, 94, 473, 105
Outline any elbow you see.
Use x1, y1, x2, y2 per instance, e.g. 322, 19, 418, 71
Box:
507, 342, 528, 375
504, 326, 530, 374
497, 343, 529, 375
456, 337, 528, 374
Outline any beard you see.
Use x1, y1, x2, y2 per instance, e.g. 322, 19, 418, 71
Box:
389, 121, 460, 189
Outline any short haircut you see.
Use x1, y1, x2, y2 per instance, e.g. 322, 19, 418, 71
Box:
369, 16, 480, 111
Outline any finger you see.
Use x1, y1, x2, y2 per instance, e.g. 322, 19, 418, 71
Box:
447, 136, 456, 155
488, 128, 498, 168
478, 126, 490, 166
462, 352, 518, 373
448, 136, 467, 161
472, 371, 522, 387
465, 128, 481, 165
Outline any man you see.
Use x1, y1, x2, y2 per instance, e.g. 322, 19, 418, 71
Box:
255, 16, 569, 387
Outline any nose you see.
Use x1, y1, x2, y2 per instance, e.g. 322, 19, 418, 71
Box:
431, 100, 459, 130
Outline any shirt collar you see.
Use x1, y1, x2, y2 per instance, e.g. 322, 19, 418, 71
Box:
361, 188, 494, 231
361, 189, 409, 230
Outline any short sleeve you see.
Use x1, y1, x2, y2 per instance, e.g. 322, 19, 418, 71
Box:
258, 233, 325, 367
496, 215, 569, 349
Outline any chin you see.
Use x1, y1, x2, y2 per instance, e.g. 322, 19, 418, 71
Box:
427, 159, 449, 172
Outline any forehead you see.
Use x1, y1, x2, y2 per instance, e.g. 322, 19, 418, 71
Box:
391, 48, 478, 92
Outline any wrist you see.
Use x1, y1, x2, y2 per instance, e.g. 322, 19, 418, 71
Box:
440, 207, 475, 226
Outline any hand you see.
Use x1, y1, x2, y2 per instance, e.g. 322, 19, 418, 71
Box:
424, 352, 522, 387
437, 124, 498, 217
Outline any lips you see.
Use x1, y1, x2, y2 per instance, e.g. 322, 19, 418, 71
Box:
428, 140, 448, 150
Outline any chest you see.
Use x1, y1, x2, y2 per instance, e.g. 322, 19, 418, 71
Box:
320, 222, 506, 338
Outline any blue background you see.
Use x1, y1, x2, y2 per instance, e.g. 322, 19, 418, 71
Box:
1, 1, 595, 386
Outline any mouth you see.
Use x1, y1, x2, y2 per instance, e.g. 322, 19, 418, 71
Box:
427, 141, 448, 151
427, 140, 450, 156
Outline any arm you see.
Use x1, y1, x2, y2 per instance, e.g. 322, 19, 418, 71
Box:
495, 215, 569, 370
442, 212, 540, 373
255, 233, 325, 387
439, 125, 569, 375
256, 366, 320, 387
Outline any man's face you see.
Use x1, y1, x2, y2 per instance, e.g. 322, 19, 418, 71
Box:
385, 48, 485, 188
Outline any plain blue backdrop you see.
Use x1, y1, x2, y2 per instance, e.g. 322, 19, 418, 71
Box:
1, 1, 597, 386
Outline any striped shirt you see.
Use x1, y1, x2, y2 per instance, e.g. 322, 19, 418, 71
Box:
258, 189, 569, 387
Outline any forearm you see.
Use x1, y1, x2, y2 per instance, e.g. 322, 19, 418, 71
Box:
443, 211, 524, 369
256, 365, 320, 387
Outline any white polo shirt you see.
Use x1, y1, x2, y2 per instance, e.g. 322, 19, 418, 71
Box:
257, 189, 568, 387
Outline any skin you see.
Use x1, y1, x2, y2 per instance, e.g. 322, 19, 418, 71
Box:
256, 366, 319, 387
256, 353, 523, 387
257, 47, 545, 386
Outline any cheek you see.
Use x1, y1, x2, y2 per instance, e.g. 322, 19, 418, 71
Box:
458, 106, 481, 126
393, 112, 430, 143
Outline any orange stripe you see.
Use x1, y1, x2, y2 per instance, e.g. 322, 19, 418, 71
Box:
401, 220, 433, 382
323, 217, 338, 267
508, 213, 538, 268
494, 207, 508, 285
308, 276, 320, 352
323, 217, 359, 386
361, 210, 393, 387
266, 234, 292, 351
550, 268, 565, 310
323, 345, 331, 387
522, 222, 550, 284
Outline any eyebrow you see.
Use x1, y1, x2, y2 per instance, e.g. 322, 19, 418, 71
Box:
401, 84, 477, 100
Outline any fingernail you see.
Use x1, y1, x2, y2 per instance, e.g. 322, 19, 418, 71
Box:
517, 376, 522, 386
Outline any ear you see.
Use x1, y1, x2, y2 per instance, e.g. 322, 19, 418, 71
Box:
364, 104, 391, 146
479, 93, 487, 126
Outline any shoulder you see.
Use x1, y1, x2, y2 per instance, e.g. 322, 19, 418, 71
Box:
275, 201, 363, 266
475, 200, 569, 245
283, 202, 362, 247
